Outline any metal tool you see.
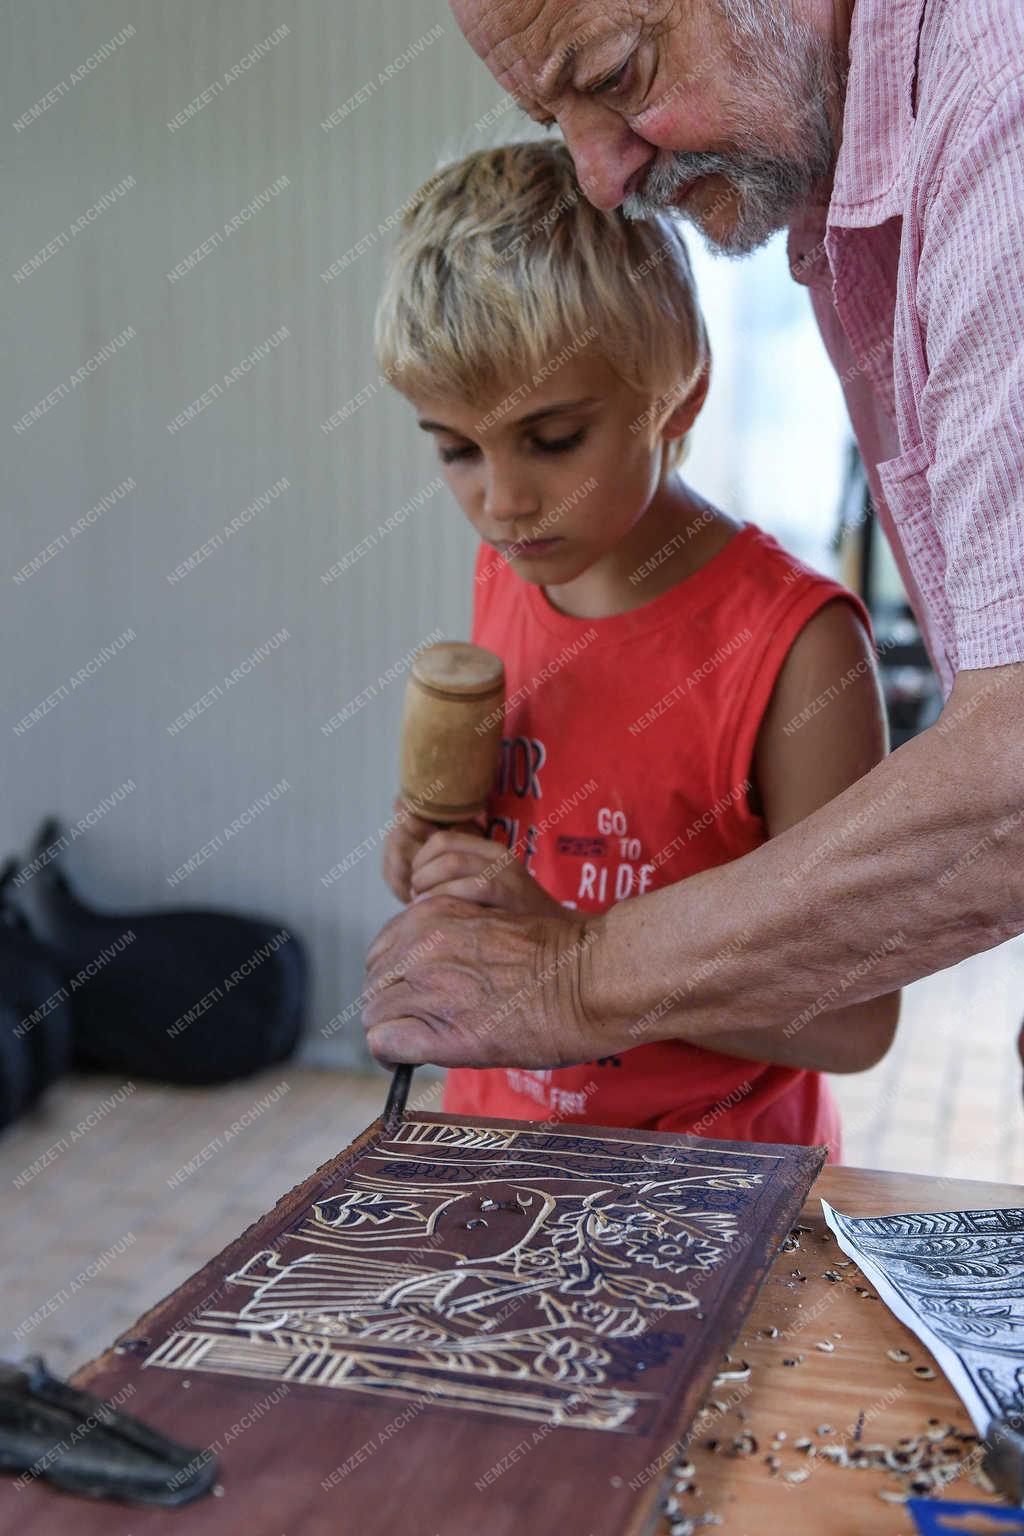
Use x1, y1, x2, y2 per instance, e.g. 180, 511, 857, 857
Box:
384, 1062, 413, 1130
0, 1355, 217, 1506
984, 1415, 1024, 1506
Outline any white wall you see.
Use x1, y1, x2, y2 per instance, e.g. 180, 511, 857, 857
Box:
2, 0, 847, 1069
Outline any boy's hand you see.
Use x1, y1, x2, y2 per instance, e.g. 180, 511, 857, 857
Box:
381, 798, 484, 905
410, 830, 564, 918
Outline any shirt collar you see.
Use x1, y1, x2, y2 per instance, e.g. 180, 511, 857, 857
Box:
828, 0, 930, 225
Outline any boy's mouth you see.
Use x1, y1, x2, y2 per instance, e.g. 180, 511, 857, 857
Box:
494, 537, 565, 560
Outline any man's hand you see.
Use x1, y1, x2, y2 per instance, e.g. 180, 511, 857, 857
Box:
410, 830, 566, 918
362, 894, 605, 1068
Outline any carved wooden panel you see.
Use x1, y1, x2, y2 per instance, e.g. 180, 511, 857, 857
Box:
1, 1114, 823, 1535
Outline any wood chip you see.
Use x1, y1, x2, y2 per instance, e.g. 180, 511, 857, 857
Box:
713, 1362, 751, 1384
728, 1432, 757, 1457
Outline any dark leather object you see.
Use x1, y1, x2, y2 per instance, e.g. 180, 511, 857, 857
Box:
0, 1356, 216, 1506
15, 820, 307, 1085
0, 868, 73, 1127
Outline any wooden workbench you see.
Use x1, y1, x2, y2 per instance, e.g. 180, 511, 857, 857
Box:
662, 1163, 1021, 1535
1, 1157, 1018, 1535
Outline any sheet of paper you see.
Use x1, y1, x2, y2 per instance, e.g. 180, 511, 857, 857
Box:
822, 1200, 1024, 1436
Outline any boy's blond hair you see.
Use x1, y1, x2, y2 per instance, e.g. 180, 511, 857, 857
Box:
374, 140, 710, 472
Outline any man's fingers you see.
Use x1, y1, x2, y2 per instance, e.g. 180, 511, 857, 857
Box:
365, 904, 414, 970
365, 892, 465, 971
365, 1015, 440, 1067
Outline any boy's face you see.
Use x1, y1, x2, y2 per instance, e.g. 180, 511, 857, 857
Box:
411, 350, 676, 584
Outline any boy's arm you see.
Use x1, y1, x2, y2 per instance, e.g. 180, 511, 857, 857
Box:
691, 599, 901, 1073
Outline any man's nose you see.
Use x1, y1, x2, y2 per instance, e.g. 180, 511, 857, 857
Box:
558, 102, 654, 211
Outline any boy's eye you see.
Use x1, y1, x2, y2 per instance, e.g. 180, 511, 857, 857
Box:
439, 443, 479, 464
533, 428, 586, 455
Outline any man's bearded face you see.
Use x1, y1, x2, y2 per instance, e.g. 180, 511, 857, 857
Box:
450, 0, 846, 256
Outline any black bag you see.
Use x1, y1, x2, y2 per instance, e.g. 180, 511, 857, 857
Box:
0, 871, 73, 1129
9, 821, 307, 1086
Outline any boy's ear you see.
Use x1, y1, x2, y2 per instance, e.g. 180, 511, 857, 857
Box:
661, 357, 711, 442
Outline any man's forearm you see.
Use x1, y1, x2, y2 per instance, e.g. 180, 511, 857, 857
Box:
586, 664, 1024, 1046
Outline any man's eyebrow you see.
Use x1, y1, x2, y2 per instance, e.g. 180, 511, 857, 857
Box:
515, 100, 555, 125
534, 39, 589, 101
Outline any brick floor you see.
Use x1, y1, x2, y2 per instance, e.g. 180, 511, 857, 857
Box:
829, 931, 1024, 1180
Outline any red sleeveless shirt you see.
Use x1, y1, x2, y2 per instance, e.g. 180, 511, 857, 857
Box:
442, 521, 872, 1157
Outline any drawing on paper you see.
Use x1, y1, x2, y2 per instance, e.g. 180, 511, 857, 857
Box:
146, 1120, 801, 1432
823, 1203, 1024, 1433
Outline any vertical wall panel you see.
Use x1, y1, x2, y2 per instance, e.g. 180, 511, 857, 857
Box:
2, 0, 843, 1069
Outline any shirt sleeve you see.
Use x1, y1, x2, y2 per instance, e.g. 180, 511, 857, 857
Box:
918, 76, 1024, 670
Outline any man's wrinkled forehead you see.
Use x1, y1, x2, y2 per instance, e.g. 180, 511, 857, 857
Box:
453, 0, 637, 105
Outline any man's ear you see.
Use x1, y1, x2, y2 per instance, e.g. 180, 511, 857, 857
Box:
661, 354, 712, 443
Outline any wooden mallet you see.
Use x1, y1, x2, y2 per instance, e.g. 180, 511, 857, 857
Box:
384, 641, 505, 1127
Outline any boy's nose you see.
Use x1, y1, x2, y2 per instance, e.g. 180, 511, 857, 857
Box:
482, 467, 542, 525
558, 102, 655, 212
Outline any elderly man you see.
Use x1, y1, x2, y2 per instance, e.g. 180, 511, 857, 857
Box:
364, 0, 1024, 1078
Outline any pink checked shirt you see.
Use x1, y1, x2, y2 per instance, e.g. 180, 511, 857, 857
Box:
788, 0, 1024, 696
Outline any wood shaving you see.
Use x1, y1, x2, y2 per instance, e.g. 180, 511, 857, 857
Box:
727, 1433, 758, 1458
713, 1362, 751, 1384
